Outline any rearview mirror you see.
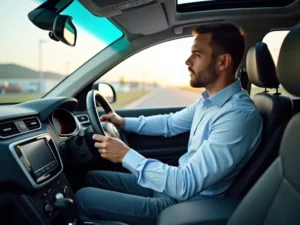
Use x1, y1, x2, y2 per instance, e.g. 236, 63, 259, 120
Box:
52, 15, 77, 46
93, 82, 116, 103
28, 8, 77, 47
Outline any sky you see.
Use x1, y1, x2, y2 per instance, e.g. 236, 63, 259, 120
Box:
0, 0, 289, 88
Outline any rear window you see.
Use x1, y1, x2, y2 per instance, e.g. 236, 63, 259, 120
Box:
250, 30, 294, 98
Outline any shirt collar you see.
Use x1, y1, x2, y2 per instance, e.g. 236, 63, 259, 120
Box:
201, 78, 242, 108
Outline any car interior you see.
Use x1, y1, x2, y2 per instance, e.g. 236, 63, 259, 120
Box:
1, 0, 300, 225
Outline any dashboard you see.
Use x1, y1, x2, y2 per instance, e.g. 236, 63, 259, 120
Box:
0, 97, 94, 225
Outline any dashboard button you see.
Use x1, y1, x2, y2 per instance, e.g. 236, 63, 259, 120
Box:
62, 186, 70, 196
15, 121, 27, 131
35, 171, 42, 177
40, 192, 47, 199
60, 142, 67, 151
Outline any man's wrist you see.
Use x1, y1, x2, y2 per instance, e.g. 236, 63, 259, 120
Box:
120, 146, 130, 162
120, 118, 126, 129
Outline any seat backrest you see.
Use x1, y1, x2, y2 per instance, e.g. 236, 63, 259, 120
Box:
226, 42, 293, 199
227, 24, 300, 225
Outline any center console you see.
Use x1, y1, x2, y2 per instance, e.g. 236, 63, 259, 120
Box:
30, 173, 77, 224
7, 133, 125, 225
9, 133, 77, 225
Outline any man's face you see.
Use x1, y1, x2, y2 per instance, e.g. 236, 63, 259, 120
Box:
185, 33, 218, 88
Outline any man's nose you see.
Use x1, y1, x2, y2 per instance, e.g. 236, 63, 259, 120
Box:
185, 57, 192, 66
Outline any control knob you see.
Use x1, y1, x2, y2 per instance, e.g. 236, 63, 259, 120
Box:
44, 202, 53, 216
62, 186, 70, 196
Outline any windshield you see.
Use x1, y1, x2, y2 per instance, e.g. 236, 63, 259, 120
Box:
0, 0, 123, 104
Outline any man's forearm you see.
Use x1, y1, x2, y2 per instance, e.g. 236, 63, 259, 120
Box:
124, 115, 173, 137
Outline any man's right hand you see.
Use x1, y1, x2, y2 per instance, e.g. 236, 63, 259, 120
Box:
99, 112, 126, 129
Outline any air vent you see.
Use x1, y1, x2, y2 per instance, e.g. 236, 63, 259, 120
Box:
0, 122, 19, 138
76, 114, 90, 124
23, 117, 41, 130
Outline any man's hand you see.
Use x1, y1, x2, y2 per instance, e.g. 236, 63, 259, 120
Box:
99, 112, 125, 129
92, 134, 130, 163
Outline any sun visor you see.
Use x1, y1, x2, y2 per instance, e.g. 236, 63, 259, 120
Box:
79, 0, 164, 17
115, 4, 169, 35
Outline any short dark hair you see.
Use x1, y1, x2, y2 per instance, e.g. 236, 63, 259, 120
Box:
192, 22, 245, 75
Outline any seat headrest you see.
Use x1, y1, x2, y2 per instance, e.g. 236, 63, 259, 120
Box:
277, 24, 300, 97
246, 42, 279, 88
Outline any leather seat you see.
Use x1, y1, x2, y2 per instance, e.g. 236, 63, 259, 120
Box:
226, 42, 293, 199
227, 23, 300, 225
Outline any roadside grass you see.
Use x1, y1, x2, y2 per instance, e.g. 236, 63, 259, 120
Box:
111, 91, 151, 109
0, 93, 43, 103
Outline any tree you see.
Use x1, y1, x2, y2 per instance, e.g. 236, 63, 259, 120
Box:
119, 76, 126, 86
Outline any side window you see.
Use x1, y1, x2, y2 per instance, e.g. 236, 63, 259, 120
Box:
99, 37, 204, 109
250, 31, 294, 97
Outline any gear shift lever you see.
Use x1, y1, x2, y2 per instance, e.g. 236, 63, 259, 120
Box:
53, 193, 76, 224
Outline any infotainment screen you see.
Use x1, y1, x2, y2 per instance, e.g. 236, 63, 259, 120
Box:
20, 139, 56, 175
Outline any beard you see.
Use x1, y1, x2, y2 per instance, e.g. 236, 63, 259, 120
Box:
189, 60, 218, 88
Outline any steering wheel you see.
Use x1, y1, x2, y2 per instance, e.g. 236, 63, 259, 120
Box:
86, 90, 128, 146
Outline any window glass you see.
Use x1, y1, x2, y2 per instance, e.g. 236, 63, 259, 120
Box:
100, 37, 205, 109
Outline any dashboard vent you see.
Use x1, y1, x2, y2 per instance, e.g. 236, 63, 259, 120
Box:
23, 117, 41, 130
0, 122, 19, 138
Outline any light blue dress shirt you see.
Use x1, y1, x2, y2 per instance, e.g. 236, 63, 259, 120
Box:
122, 79, 263, 202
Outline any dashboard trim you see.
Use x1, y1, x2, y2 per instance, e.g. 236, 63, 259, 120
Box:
9, 133, 64, 189
75, 113, 90, 125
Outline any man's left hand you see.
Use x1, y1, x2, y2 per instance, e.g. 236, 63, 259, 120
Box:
92, 134, 130, 163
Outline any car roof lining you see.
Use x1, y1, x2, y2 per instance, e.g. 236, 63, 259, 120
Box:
79, 0, 300, 35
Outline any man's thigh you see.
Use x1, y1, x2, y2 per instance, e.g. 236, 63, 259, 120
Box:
84, 170, 153, 197
75, 187, 177, 225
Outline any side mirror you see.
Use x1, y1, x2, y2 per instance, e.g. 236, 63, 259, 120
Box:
52, 15, 77, 46
93, 82, 116, 104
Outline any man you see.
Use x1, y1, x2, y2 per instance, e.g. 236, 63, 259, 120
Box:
76, 22, 263, 225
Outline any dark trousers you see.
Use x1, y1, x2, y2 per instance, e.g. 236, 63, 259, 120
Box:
75, 171, 178, 225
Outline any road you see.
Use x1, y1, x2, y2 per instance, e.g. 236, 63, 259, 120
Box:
123, 87, 201, 109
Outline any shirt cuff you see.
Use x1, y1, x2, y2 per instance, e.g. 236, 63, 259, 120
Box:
124, 117, 140, 133
122, 149, 145, 176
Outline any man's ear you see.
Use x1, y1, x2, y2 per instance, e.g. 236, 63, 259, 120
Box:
217, 54, 232, 71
